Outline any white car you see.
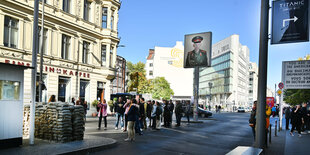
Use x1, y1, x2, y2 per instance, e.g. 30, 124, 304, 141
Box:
237, 107, 245, 113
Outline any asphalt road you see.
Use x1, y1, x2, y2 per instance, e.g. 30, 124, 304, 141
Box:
85, 112, 254, 155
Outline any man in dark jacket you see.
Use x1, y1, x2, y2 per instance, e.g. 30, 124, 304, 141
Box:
163, 100, 171, 127
285, 107, 291, 130
290, 105, 304, 137
301, 103, 308, 132
114, 97, 125, 130
125, 99, 139, 142
175, 100, 183, 127
168, 100, 174, 127
138, 98, 145, 134
146, 100, 153, 127
249, 101, 257, 141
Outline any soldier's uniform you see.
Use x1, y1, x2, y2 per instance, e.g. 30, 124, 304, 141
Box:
186, 36, 208, 67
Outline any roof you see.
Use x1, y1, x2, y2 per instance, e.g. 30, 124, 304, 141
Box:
147, 49, 155, 60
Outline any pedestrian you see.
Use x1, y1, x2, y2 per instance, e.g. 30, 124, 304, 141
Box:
285, 106, 291, 130
124, 99, 139, 142
290, 104, 303, 137
301, 103, 308, 133
218, 105, 221, 113
168, 100, 174, 127
123, 99, 131, 132
151, 101, 158, 130
249, 101, 257, 141
272, 106, 276, 117
76, 97, 81, 105
163, 100, 171, 127
135, 98, 144, 135
48, 95, 56, 103
175, 100, 183, 127
185, 101, 191, 124
83, 101, 88, 121
114, 97, 125, 130
156, 101, 163, 130
215, 105, 218, 113
146, 100, 153, 128
208, 104, 211, 111
71, 97, 76, 105
97, 99, 108, 130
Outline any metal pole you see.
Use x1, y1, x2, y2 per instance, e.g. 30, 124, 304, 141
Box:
193, 66, 199, 121
30, 0, 39, 145
39, 0, 45, 102
279, 92, 283, 131
255, 0, 269, 149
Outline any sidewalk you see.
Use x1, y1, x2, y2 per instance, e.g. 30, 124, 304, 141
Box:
0, 117, 117, 155
264, 116, 309, 155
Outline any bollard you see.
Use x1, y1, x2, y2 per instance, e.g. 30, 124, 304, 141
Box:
275, 120, 277, 137
269, 124, 272, 143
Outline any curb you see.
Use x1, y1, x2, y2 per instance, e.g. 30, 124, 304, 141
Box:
60, 139, 117, 155
181, 121, 204, 123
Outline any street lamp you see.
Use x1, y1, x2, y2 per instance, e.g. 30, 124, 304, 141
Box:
208, 82, 213, 110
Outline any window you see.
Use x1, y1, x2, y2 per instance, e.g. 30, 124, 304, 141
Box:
63, 0, 71, 13
38, 27, 48, 55
101, 45, 106, 66
149, 63, 153, 67
61, 34, 71, 60
82, 41, 90, 64
149, 71, 153, 76
83, 0, 91, 21
102, 7, 108, 28
168, 61, 173, 65
4, 16, 18, 48
110, 10, 114, 30
110, 47, 113, 67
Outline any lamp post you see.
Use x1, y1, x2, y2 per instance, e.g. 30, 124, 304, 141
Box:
208, 82, 213, 110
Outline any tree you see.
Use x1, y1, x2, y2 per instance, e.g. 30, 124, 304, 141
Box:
151, 77, 174, 100
284, 89, 310, 106
127, 61, 149, 94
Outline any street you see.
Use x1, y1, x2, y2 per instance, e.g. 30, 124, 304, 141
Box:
85, 112, 253, 155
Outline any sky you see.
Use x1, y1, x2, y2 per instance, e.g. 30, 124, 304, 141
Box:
116, 0, 310, 90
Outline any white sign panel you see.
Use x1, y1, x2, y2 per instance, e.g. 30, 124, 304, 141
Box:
282, 60, 310, 89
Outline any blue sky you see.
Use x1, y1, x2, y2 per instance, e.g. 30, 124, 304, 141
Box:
117, 0, 310, 90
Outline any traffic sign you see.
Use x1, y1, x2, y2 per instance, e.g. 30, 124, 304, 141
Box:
277, 89, 283, 95
278, 82, 284, 89
271, 0, 309, 44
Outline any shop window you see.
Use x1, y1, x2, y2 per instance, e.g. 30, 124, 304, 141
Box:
0, 80, 20, 100
80, 79, 90, 104
97, 82, 104, 103
58, 77, 70, 102
4, 16, 19, 48
102, 7, 108, 28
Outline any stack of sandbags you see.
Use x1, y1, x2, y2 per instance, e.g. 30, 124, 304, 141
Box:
55, 102, 73, 142
72, 105, 85, 140
23, 105, 31, 137
34, 103, 47, 139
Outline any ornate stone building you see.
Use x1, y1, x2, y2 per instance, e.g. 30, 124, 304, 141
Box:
0, 0, 121, 114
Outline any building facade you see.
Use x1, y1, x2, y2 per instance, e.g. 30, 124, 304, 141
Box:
0, 0, 120, 114
110, 55, 126, 94
199, 35, 250, 109
145, 41, 194, 100
249, 62, 258, 105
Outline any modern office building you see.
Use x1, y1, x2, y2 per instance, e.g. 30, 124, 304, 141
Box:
0, 0, 121, 114
110, 55, 126, 94
248, 62, 258, 105
145, 41, 194, 100
199, 34, 250, 109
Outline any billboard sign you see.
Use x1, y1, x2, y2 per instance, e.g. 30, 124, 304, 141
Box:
271, 0, 309, 44
266, 97, 275, 108
282, 60, 310, 89
184, 32, 212, 68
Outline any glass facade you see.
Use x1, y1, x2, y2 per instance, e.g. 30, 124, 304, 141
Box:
199, 52, 233, 96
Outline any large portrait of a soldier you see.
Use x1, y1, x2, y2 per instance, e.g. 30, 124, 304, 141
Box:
185, 36, 208, 67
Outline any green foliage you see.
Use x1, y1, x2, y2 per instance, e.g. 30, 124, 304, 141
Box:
151, 77, 174, 100
284, 89, 310, 105
127, 61, 150, 94
91, 100, 99, 107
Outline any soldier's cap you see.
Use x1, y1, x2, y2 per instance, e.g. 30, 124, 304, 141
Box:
192, 36, 203, 43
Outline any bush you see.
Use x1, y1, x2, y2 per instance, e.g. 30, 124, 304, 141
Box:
91, 100, 99, 107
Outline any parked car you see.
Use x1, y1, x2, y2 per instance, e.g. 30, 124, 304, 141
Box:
198, 107, 212, 117
237, 107, 245, 113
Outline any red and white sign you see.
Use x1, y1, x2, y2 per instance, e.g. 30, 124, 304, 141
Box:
278, 82, 284, 89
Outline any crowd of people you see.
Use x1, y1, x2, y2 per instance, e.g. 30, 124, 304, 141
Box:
249, 101, 310, 140
96, 97, 192, 142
